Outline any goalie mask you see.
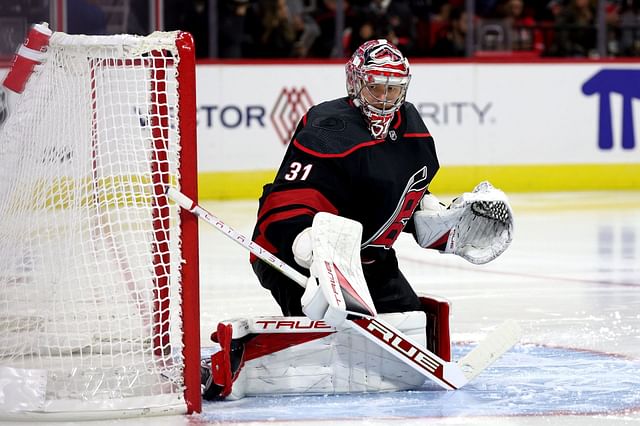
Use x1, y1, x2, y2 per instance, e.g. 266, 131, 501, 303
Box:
346, 39, 411, 139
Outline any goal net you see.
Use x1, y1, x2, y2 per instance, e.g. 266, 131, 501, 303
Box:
0, 29, 200, 419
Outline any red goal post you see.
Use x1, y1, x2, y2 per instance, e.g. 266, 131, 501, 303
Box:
0, 28, 200, 418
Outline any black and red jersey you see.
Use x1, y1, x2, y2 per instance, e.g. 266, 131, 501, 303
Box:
252, 97, 440, 269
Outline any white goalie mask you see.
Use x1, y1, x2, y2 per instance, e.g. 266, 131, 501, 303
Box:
346, 39, 411, 139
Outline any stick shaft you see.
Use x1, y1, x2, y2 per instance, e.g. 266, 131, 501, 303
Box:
165, 186, 308, 287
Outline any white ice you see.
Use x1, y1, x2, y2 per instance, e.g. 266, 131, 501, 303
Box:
8, 190, 638, 426
194, 190, 640, 426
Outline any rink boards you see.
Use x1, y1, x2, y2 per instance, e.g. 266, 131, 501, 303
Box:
2, 60, 639, 199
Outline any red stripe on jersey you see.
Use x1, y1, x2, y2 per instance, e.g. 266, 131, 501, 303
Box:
258, 207, 316, 235
404, 133, 431, 138
259, 188, 339, 221
250, 208, 314, 263
293, 138, 385, 158
302, 112, 308, 126
393, 110, 402, 129
251, 189, 339, 263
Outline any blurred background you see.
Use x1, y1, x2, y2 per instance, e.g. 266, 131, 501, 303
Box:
0, 0, 639, 201
1, 0, 639, 60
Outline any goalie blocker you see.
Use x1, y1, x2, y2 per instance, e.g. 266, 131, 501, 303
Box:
201, 295, 451, 400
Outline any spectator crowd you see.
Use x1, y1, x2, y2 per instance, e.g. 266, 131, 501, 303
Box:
1, 0, 639, 59
164, 0, 640, 58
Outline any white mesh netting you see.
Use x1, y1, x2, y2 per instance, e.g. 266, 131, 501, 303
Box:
0, 31, 191, 417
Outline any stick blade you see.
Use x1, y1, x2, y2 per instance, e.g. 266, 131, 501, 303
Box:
457, 320, 522, 382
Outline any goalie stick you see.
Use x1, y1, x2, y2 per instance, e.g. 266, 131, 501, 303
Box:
165, 186, 521, 390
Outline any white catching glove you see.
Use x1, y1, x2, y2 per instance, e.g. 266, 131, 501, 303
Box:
293, 212, 377, 327
414, 181, 514, 264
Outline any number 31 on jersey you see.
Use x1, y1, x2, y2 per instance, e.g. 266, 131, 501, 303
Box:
284, 161, 313, 181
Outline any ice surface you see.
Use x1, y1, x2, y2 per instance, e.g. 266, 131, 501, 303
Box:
8, 191, 637, 425
194, 191, 640, 425
198, 344, 640, 423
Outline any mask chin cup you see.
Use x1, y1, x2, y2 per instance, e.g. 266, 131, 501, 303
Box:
362, 108, 395, 139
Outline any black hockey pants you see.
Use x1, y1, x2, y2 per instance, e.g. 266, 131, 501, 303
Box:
252, 249, 422, 316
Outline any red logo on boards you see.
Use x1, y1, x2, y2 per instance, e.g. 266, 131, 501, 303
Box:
270, 87, 313, 145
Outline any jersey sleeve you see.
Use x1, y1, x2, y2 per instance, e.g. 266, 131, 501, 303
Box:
251, 132, 353, 269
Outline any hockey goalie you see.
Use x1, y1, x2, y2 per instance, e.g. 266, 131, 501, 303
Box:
199, 39, 514, 400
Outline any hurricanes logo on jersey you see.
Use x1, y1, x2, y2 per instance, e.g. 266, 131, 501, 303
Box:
363, 167, 429, 249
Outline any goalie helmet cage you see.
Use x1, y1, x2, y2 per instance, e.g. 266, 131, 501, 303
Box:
0, 30, 201, 419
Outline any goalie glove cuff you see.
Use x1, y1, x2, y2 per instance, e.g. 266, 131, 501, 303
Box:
419, 193, 446, 212
413, 209, 463, 249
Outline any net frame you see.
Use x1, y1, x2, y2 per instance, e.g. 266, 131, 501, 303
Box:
0, 30, 200, 419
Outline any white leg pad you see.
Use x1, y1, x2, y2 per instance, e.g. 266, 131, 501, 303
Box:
216, 312, 427, 399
